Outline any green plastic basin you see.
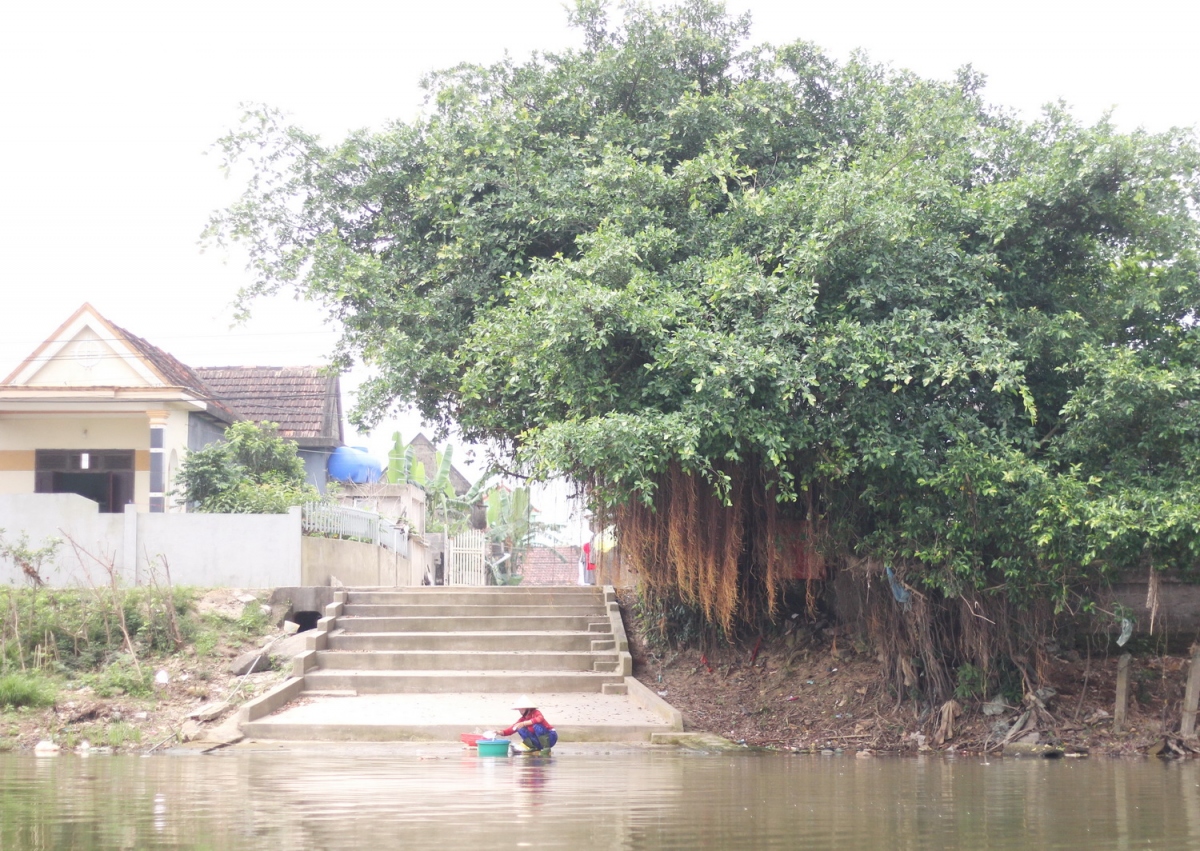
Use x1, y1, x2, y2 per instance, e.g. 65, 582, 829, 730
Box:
476, 739, 511, 757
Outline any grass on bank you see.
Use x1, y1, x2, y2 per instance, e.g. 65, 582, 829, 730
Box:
0, 583, 277, 750
0, 672, 57, 709
0, 584, 272, 675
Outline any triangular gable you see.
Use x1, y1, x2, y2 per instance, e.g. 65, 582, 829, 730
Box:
3, 303, 173, 388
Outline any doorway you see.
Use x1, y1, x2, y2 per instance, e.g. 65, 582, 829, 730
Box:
35, 450, 135, 513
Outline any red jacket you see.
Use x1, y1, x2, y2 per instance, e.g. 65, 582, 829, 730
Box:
500, 708, 553, 737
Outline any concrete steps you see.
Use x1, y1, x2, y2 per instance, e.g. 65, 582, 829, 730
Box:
313, 649, 619, 672
301, 669, 627, 693
342, 603, 606, 617
327, 630, 611, 653
309, 586, 620, 692
342, 588, 602, 605
336, 614, 604, 632
237, 585, 682, 743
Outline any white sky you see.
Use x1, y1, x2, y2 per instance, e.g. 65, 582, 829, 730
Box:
1, 0, 1197, 503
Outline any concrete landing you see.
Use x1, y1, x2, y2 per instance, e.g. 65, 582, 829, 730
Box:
240, 690, 674, 743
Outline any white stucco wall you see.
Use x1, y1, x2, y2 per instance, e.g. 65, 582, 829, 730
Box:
24, 328, 154, 387
0, 495, 302, 588
0, 493, 127, 585
0, 471, 34, 494
159, 409, 190, 511
135, 507, 302, 587
2, 415, 148, 450
0, 410, 192, 510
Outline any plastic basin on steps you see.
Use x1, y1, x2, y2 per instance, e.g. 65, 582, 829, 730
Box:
476, 739, 511, 756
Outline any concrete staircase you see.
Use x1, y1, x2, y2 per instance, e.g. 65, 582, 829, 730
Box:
300, 586, 631, 694
237, 585, 681, 742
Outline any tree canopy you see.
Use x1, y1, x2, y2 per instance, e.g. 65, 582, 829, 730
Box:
208, 0, 1200, 690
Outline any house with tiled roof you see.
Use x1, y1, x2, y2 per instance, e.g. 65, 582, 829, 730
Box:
0, 304, 343, 512
195, 367, 343, 491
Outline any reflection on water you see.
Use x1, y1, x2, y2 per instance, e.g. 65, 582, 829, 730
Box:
3, 749, 1200, 850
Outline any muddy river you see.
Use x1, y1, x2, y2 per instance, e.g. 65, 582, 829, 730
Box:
3, 746, 1198, 849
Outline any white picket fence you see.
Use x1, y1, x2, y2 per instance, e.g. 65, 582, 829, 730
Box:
301, 502, 409, 557
446, 529, 488, 586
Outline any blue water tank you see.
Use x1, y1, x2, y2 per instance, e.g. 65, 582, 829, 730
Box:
327, 446, 385, 484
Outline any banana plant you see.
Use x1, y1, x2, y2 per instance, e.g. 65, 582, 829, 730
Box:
385, 431, 417, 485
484, 485, 534, 581
430, 445, 455, 500
385, 435, 497, 536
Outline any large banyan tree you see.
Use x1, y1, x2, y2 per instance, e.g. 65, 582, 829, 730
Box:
210, 0, 1200, 696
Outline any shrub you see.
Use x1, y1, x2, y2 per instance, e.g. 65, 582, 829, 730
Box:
0, 673, 56, 709
175, 421, 318, 513
88, 657, 153, 698
105, 722, 141, 748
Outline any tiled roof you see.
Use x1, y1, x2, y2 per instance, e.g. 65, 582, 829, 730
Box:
518, 546, 581, 586
108, 320, 238, 421
194, 367, 344, 448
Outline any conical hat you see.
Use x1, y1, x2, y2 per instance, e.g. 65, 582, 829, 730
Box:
513, 695, 536, 710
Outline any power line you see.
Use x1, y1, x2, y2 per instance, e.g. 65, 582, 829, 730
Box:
0, 329, 339, 347
7, 349, 339, 367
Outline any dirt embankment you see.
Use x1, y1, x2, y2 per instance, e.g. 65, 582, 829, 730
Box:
0, 590, 291, 754
6, 587, 1193, 757
626, 608, 1197, 756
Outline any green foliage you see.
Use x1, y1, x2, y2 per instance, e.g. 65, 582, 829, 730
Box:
486, 485, 561, 579
484, 484, 528, 544
191, 606, 268, 656
134, 582, 195, 653
386, 431, 418, 484
235, 600, 269, 637
86, 656, 152, 698
953, 663, 986, 701
104, 722, 141, 748
209, 0, 1200, 644
0, 673, 56, 709
0, 529, 61, 587
193, 630, 219, 657
176, 421, 319, 513
0, 586, 197, 671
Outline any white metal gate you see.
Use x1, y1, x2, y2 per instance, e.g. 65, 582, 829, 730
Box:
446, 530, 488, 586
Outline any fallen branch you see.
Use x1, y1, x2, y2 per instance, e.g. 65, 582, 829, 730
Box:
143, 731, 178, 755
1073, 646, 1092, 723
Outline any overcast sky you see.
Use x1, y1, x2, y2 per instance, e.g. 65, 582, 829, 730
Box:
2, 0, 1197, 474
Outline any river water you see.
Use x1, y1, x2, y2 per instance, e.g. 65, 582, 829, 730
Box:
3, 747, 1199, 849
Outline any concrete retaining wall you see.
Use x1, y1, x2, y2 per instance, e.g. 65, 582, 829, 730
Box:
1104, 578, 1200, 634
0, 493, 302, 588
136, 508, 301, 587
301, 536, 426, 587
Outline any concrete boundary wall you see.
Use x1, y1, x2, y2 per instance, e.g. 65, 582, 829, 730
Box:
136, 508, 301, 587
0, 493, 127, 585
301, 536, 420, 587
0, 493, 302, 588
